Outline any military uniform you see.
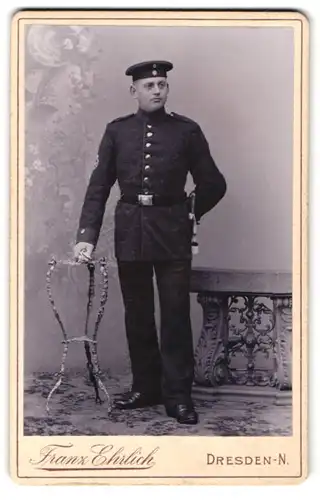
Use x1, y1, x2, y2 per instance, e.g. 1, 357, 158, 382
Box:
76, 61, 226, 410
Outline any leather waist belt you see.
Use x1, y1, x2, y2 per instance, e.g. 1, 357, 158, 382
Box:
120, 193, 187, 206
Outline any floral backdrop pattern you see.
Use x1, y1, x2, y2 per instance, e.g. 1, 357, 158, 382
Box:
24, 25, 129, 375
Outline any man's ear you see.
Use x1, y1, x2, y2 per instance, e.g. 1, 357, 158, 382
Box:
130, 84, 137, 99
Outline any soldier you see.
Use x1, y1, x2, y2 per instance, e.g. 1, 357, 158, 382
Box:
74, 60, 227, 425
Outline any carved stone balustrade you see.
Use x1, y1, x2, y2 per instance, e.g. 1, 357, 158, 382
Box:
190, 268, 292, 403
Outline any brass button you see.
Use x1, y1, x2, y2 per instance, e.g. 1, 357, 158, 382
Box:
147, 124, 152, 128
145, 165, 150, 170
147, 132, 153, 137
145, 154, 151, 159
146, 143, 151, 148
143, 177, 149, 182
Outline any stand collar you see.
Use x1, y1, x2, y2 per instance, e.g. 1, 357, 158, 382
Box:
136, 106, 167, 123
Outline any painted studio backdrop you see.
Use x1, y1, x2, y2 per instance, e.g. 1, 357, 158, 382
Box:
24, 25, 293, 375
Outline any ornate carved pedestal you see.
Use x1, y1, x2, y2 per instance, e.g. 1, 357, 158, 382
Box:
191, 268, 292, 402
194, 295, 228, 386
273, 297, 292, 390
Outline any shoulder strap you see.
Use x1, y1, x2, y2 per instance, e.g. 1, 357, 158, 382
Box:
169, 111, 197, 125
110, 113, 135, 124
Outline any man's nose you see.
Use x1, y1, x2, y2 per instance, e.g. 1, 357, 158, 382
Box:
153, 85, 161, 94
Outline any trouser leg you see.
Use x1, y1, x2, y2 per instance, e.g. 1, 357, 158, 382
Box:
117, 260, 161, 393
154, 260, 194, 406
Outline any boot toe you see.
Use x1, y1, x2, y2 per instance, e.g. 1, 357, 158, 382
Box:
114, 391, 162, 409
166, 403, 199, 425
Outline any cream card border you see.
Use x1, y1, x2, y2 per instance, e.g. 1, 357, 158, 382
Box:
10, 9, 309, 486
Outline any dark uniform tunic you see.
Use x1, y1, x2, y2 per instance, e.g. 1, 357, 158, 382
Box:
76, 106, 226, 404
76, 107, 226, 259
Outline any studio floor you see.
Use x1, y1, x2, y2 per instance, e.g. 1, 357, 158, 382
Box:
24, 371, 292, 436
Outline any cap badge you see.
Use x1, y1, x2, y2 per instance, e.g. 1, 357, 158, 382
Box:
152, 70, 158, 76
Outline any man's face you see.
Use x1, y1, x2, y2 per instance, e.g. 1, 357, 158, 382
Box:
130, 77, 169, 112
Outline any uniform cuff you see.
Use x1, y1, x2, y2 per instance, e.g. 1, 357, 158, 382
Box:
76, 227, 99, 246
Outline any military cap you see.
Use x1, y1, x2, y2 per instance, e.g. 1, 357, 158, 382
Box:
125, 60, 173, 81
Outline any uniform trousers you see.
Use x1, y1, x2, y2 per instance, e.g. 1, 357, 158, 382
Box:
117, 259, 194, 406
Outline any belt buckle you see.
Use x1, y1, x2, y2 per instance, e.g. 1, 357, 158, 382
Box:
138, 194, 153, 206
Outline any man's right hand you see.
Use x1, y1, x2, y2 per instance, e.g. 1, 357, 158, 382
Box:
73, 242, 94, 263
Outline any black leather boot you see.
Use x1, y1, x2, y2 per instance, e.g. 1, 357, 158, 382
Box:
165, 403, 199, 425
114, 390, 162, 409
